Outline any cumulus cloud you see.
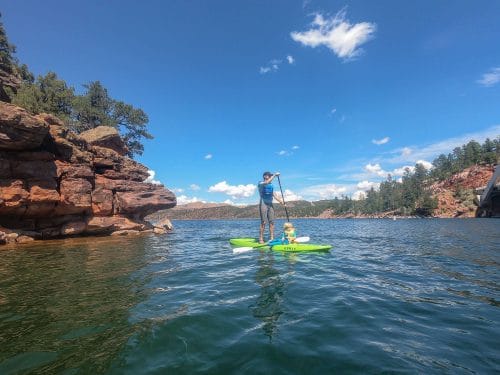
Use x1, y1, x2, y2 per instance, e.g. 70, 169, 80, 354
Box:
177, 195, 205, 205
286, 55, 295, 64
392, 166, 414, 176
301, 183, 348, 200
190, 184, 201, 191
416, 160, 433, 170
364, 163, 388, 177
357, 180, 379, 190
360, 162, 434, 179
144, 170, 162, 185
172, 187, 184, 193
205, 154, 213, 160
283, 189, 303, 201
477, 67, 500, 87
291, 10, 376, 60
372, 137, 390, 145
278, 150, 288, 156
292, 145, 300, 150
352, 190, 367, 200
208, 181, 257, 199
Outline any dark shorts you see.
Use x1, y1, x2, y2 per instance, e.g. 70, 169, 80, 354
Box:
259, 200, 275, 224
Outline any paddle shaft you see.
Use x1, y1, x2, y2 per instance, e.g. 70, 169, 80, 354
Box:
276, 175, 290, 222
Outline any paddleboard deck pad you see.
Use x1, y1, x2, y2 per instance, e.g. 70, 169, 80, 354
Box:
230, 238, 332, 252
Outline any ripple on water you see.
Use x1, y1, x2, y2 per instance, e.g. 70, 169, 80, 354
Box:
0, 219, 499, 374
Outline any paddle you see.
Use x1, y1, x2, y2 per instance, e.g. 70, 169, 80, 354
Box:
276, 174, 290, 222
232, 236, 311, 254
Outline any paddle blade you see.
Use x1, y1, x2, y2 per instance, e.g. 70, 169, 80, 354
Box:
295, 236, 310, 243
232, 247, 254, 254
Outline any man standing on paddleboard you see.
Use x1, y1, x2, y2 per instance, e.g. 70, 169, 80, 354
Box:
258, 171, 284, 244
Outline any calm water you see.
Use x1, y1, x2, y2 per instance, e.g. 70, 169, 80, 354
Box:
0, 219, 499, 374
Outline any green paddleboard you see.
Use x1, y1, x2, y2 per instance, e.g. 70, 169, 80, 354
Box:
229, 238, 332, 252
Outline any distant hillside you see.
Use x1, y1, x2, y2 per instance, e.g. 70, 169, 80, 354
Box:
149, 200, 333, 221
149, 164, 495, 221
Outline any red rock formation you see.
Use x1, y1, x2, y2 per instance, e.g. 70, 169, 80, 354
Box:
0, 102, 176, 244
431, 165, 494, 218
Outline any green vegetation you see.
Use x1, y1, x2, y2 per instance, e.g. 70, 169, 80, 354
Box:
313, 138, 499, 217
431, 138, 500, 180
289, 167, 437, 217
0, 14, 151, 157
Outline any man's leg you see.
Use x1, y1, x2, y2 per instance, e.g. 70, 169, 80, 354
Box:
259, 201, 266, 243
268, 204, 275, 240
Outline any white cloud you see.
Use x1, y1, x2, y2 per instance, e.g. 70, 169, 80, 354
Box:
301, 183, 348, 199
401, 147, 412, 157
416, 160, 433, 170
260, 56, 296, 74
291, 10, 376, 60
205, 154, 213, 160
144, 170, 162, 185
278, 145, 300, 156
190, 184, 201, 191
330, 108, 337, 115
208, 181, 257, 199
357, 180, 379, 190
364, 163, 388, 177
392, 166, 414, 176
477, 67, 500, 87
177, 195, 205, 205
172, 187, 184, 193
260, 59, 281, 74
352, 190, 366, 200
372, 137, 390, 145
283, 189, 303, 201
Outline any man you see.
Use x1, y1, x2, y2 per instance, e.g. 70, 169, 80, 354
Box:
258, 171, 284, 243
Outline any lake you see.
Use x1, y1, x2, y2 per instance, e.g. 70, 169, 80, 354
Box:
0, 219, 499, 374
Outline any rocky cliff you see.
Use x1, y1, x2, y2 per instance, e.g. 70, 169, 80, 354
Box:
0, 102, 176, 244
431, 164, 494, 218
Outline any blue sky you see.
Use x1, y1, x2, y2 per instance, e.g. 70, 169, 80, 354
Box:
2, 0, 499, 204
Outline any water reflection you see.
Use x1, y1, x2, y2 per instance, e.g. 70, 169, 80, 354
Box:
250, 252, 299, 341
250, 252, 284, 341
0, 236, 151, 374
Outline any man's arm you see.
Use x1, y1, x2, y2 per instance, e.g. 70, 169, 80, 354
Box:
273, 192, 284, 204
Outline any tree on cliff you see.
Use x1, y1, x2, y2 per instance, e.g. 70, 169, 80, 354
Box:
11, 75, 152, 157
12, 71, 74, 122
0, 15, 152, 158
0, 14, 16, 74
72, 81, 152, 157
0, 13, 32, 101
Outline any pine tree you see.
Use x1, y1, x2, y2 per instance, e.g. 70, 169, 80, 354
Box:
72, 81, 152, 156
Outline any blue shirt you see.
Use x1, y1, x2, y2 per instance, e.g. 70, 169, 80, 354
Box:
258, 181, 274, 204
